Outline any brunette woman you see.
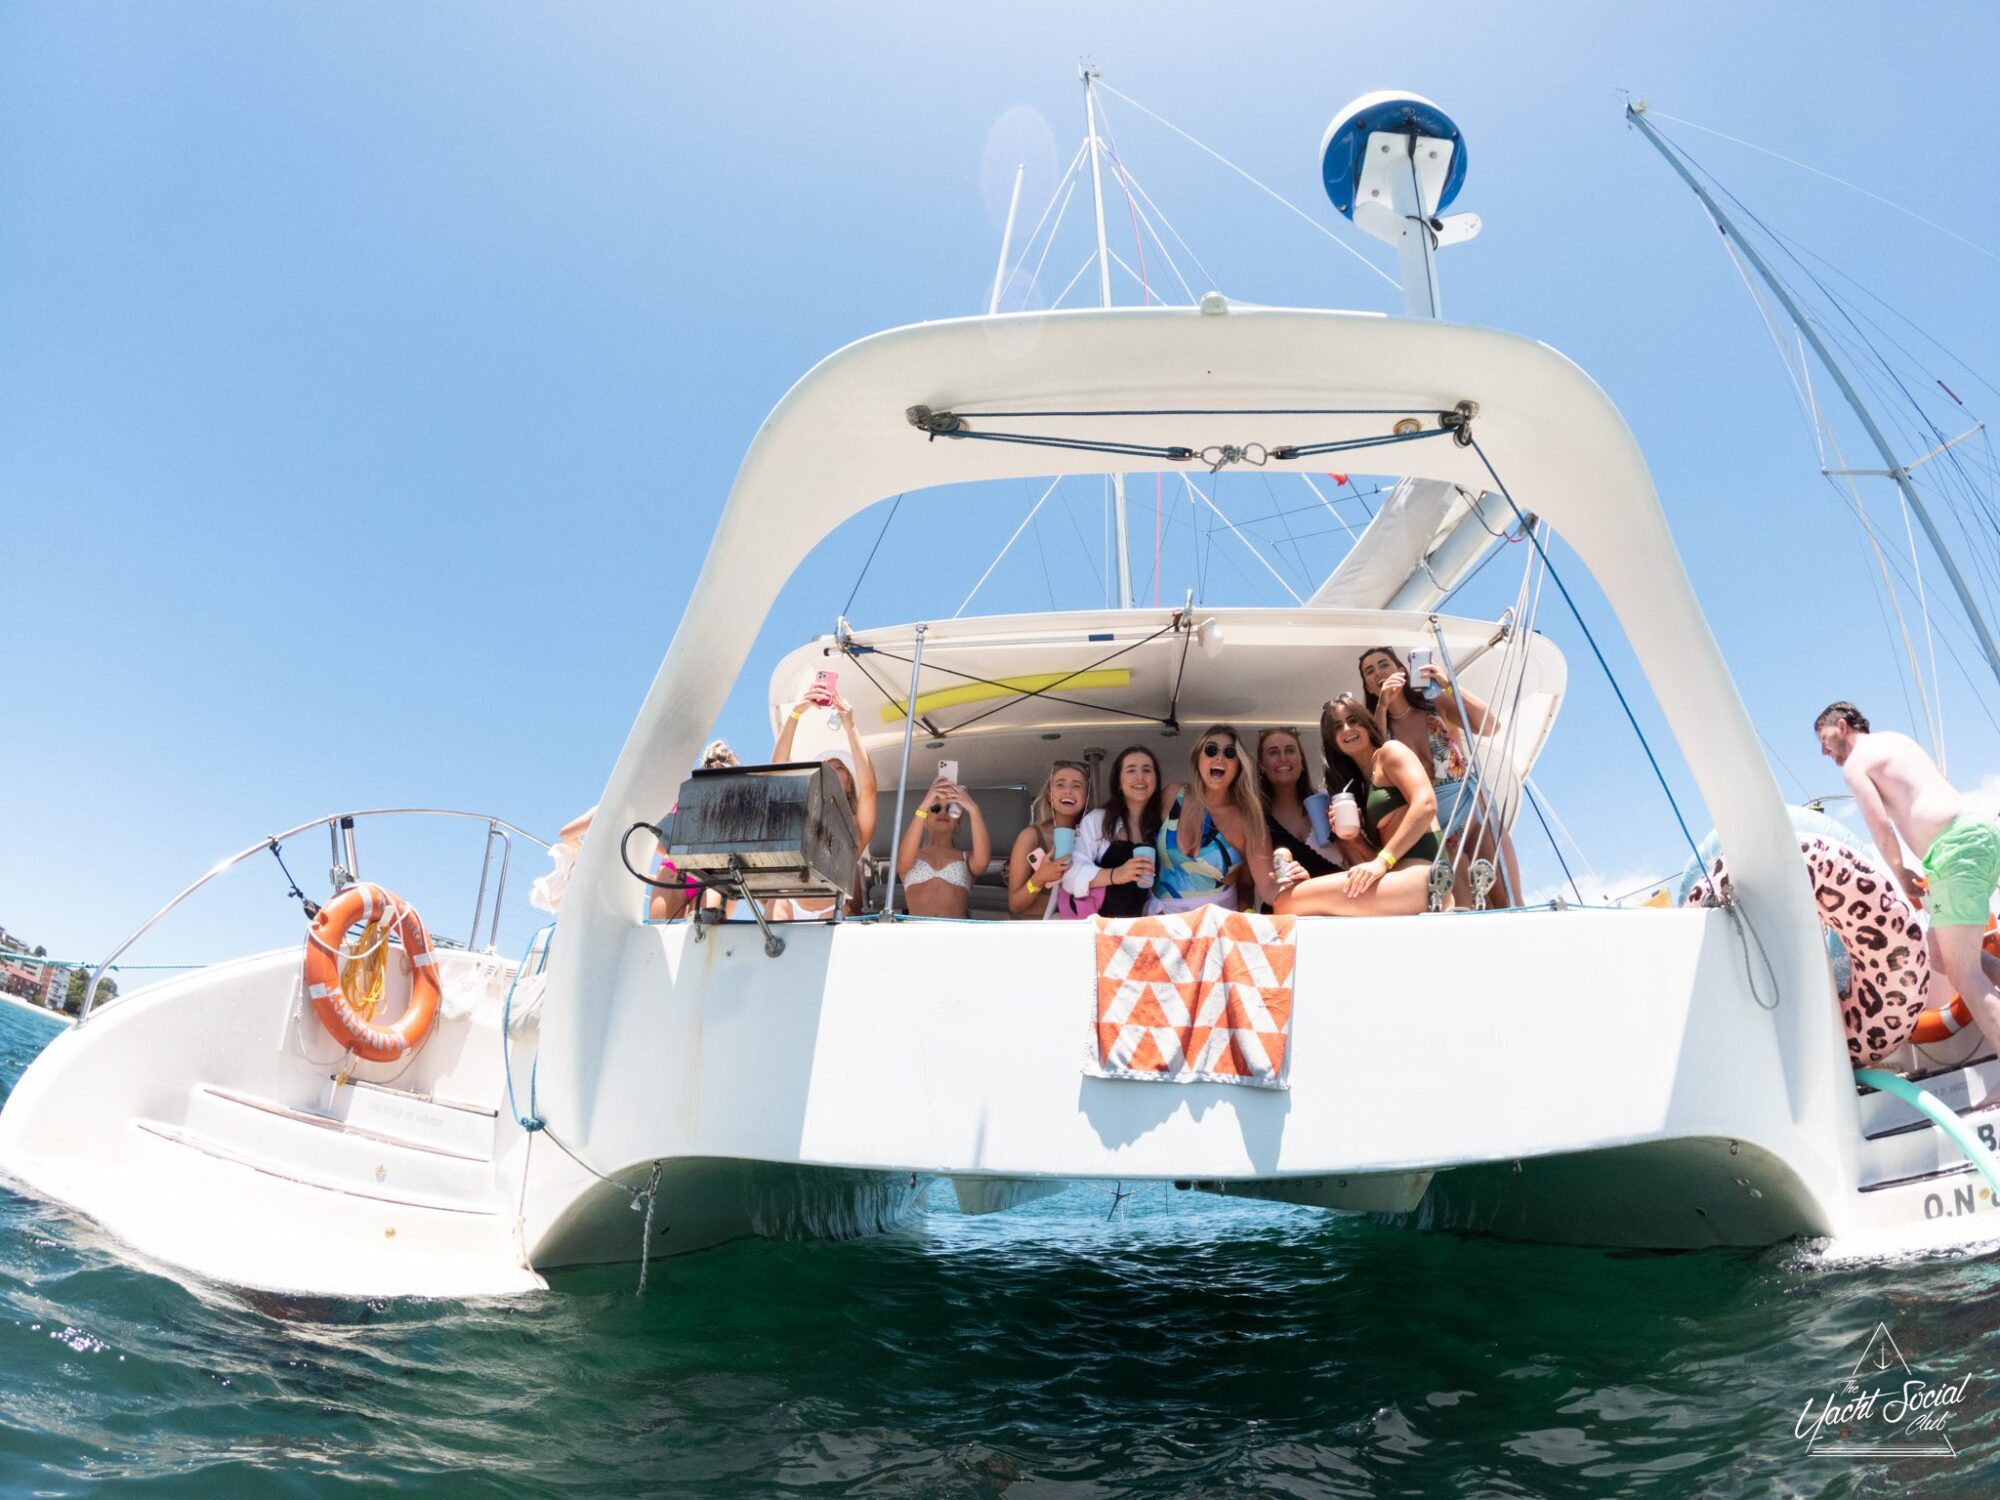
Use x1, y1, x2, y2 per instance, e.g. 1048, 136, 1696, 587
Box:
1357, 643, 1518, 905
1255, 725, 1345, 891
1061, 745, 1166, 919
1272, 694, 1438, 917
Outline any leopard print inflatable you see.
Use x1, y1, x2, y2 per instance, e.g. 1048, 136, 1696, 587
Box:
1685, 835, 1928, 1064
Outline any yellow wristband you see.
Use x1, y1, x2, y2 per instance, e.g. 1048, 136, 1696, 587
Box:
1025, 879, 1040, 896
1381, 850, 1398, 870
913, 809, 928, 821
789, 708, 805, 720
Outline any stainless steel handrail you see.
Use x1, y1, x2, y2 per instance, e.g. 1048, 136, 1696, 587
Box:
468, 822, 515, 952
78, 808, 551, 1025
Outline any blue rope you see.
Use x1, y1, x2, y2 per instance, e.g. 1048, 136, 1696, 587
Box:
501, 922, 555, 1132
1468, 437, 1706, 868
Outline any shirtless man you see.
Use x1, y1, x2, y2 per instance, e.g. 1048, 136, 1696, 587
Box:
1816, 701, 2000, 1079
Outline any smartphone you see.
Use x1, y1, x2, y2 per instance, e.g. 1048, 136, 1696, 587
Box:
937, 759, 961, 818
1406, 647, 1440, 703
815, 668, 842, 729
1026, 847, 1045, 873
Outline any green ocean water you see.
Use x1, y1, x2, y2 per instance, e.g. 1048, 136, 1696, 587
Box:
0, 1004, 1995, 1498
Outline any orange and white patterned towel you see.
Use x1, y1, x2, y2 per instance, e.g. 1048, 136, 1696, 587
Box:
1088, 904, 1297, 1089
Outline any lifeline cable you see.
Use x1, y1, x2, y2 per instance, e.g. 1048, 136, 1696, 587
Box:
1467, 437, 1707, 871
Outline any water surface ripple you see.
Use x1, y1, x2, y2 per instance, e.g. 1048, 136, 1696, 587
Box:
1, 1006, 1994, 1496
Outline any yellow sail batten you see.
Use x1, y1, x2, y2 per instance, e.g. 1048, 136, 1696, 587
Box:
880, 668, 1133, 722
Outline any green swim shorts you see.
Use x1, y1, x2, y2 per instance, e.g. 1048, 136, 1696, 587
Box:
1922, 816, 2000, 928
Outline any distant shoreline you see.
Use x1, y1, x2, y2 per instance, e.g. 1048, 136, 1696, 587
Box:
0, 991, 70, 1028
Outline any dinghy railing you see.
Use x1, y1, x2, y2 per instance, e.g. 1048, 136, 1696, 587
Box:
77, 808, 550, 1026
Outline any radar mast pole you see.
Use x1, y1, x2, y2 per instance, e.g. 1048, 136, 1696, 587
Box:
1084, 67, 1134, 610
1628, 101, 2000, 702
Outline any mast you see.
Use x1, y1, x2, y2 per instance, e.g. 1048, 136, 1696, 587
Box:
1628, 101, 2000, 698
1083, 67, 1134, 609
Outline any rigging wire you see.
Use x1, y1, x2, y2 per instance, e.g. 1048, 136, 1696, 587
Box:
1094, 80, 1399, 291
863, 619, 1184, 736
841, 493, 905, 620
1017, 177, 1082, 309
1638, 107, 2000, 265
1819, 423, 1941, 759
1655, 119, 2000, 754
1179, 474, 1303, 603
1028, 493, 1059, 609
1522, 781, 1586, 907
1005, 140, 1089, 285
1050, 252, 1099, 310
1103, 138, 1218, 299
1254, 474, 1319, 594
1056, 484, 1106, 598
955, 477, 1064, 617
1469, 437, 1706, 868
1089, 89, 1156, 305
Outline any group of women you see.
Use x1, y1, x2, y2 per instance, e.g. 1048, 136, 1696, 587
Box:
866, 642, 1520, 922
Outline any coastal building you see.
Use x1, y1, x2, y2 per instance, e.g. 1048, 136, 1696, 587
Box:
0, 931, 63, 1009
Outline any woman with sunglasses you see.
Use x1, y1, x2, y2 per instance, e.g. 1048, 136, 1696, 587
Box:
1151, 725, 1274, 913
1057, 744, 1166, 919
1008, 760, 1091, 917
894, 773, 992, 919
1272, 695, 1438, 917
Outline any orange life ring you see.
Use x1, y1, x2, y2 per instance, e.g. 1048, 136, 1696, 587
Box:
1911, 921, 2000, 1045
303, 883, 441, 1062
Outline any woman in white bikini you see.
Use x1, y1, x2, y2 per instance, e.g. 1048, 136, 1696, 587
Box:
894, 774, 992, 919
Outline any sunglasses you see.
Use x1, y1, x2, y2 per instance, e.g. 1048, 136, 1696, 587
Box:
1200, 741, 1239, 760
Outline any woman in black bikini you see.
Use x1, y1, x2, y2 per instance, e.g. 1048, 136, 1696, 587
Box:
1272, 695, 1439, 917
1255, 726, 1346, 893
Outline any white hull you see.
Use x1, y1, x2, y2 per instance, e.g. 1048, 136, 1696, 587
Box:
8, 904, 1998, 1298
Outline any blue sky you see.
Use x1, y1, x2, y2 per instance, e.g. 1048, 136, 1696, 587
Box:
4, 2, 1998, 967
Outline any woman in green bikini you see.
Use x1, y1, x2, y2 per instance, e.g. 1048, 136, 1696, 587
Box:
1271, 694, 1441, 917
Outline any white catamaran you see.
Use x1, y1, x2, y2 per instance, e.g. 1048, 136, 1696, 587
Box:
5, 87, 1999, 1298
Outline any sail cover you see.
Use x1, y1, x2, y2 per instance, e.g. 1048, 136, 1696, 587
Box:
1309, 477, 1475, 609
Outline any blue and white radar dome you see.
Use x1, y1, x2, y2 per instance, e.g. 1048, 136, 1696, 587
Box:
1320, 91, 1468, 221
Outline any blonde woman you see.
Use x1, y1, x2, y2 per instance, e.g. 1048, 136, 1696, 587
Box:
1151, 724, 1275, 913
1007, 761, 1090, 918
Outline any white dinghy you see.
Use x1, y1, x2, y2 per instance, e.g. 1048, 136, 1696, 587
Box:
5, 91, 1997, 1298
